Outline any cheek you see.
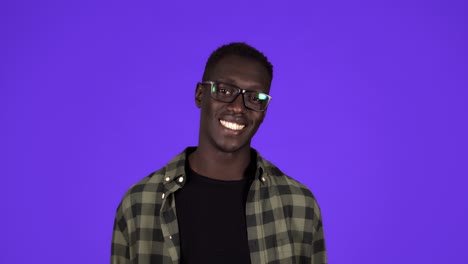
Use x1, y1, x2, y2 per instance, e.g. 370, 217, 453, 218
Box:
201, 101, 223, 122
252, 113, 266, 125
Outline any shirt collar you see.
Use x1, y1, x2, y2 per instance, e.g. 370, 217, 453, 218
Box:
161, 147, 273, 186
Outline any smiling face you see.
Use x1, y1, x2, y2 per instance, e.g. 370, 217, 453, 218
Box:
195, 55, 271, 154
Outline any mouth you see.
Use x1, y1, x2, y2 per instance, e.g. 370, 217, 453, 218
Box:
219, 119, 246, 131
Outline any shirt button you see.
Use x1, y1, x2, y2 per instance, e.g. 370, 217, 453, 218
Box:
165, 177, 170, 182
178, 177, 184, 183
261, 177, 266, 182
161, 193, 165, 199
169, 235, 172, 240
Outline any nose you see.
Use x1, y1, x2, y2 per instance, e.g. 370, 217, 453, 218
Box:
226, 93, 246, 114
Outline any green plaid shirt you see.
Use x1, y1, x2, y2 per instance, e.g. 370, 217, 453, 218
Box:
111, 148, 327, 263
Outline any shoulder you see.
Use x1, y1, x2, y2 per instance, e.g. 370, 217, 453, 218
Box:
116, 168, 166, 215
259, 156, 313, 196
116, 148, 189, 214
258, 155, 321, 211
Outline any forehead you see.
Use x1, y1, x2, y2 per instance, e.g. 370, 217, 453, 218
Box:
207, 55, 271, 91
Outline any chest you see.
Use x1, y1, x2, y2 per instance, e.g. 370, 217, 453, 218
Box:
175, 178, 251, 263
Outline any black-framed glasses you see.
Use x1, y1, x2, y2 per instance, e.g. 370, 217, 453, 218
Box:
199, 81, 272, 112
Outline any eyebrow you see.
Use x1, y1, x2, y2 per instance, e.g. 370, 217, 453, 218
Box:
215, 78, 266, 93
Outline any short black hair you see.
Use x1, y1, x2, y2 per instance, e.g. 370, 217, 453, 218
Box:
202, 42, 273, 82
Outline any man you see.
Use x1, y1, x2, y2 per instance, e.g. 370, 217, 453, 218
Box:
111, 42, 327, 264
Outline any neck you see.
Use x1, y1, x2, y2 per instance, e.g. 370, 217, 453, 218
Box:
189, 145, 251, 181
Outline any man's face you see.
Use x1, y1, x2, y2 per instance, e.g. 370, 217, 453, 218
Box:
196, 55, 271, 153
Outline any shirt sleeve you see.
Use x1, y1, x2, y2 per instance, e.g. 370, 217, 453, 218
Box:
310, 199, 327, 264
111, 201, 131, 264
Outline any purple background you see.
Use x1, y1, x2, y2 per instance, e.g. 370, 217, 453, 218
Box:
2, 0, 467, 263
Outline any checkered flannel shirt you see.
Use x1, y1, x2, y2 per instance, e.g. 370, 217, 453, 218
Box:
111, 148, 327, 264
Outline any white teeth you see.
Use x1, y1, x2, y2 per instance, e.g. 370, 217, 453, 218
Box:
220, 120, 245, 131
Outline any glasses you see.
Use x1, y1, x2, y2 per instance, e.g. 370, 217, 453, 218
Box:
199, 81, 272, 112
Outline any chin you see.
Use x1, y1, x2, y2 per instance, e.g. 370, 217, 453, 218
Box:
214, 139, 250, 153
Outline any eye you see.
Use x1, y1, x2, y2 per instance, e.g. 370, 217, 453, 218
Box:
218, 88, 231, 94
250, 93, 268, 103
216, 84, 233, 95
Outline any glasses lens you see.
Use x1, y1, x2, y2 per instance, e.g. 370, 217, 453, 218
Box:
211, 83, 238, 102
244, 91, 270, 111
207, 82, 270, 111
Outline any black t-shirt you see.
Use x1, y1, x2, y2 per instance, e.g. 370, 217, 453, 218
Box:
175, 157, 255, 264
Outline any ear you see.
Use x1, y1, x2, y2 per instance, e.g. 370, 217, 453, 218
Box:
195, 83, 203, 108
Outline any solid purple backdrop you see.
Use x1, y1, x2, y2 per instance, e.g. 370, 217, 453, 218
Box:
2, 0, 467, 263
